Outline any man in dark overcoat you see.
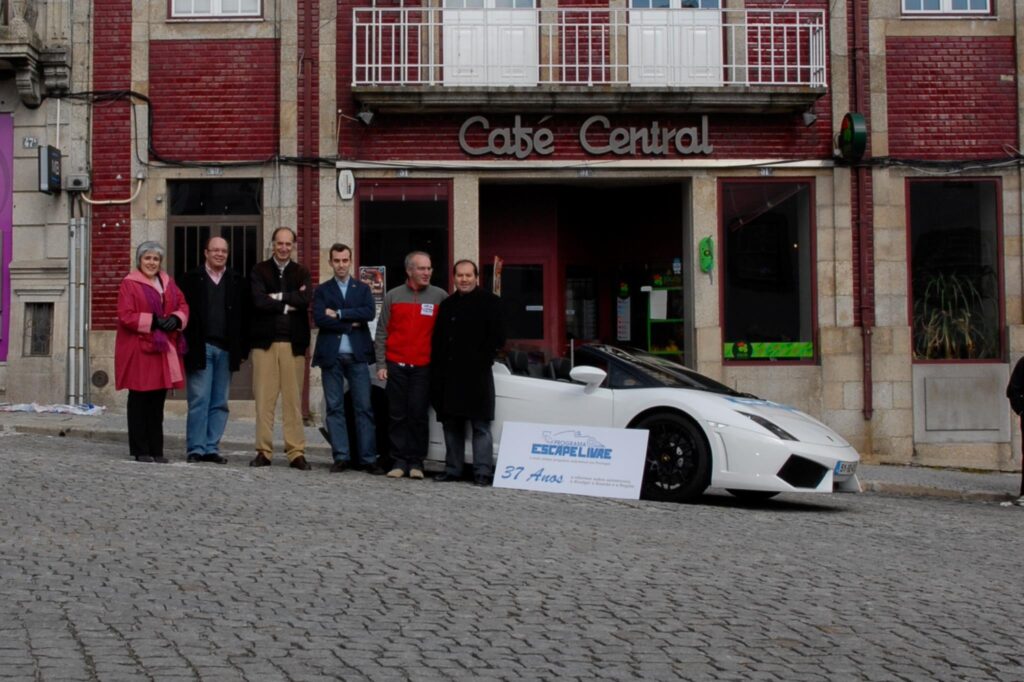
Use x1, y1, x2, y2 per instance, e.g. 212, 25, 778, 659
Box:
430, 259, 506, 486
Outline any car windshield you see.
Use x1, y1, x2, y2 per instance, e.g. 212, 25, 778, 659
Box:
585, 345, 750, 396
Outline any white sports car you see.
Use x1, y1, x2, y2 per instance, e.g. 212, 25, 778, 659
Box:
426, 344, 860, 502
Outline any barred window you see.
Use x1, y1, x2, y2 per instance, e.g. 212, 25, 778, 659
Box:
24, 302, 53, 357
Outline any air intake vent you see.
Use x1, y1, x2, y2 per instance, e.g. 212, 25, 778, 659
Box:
777, 455, 828, 489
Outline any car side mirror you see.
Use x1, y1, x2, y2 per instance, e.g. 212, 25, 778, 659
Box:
569, 365, 606, 393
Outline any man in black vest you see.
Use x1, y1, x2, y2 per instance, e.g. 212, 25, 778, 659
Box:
181, 236, 250, 464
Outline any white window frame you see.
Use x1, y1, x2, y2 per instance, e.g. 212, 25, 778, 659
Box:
171, 0, 262, 20
902, 0, 991, 15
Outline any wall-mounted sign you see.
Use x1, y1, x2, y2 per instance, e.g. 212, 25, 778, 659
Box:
459, 115, 713, 159
38, 145, 61, 194
337, 169, 355, 200
837, 112, 867, 161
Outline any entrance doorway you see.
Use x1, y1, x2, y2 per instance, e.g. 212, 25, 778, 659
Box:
167, 179, 263, 399
480, 182, 688, 364
357, 182, 451, 292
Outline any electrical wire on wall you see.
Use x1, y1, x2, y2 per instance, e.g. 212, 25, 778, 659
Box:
46, 90, 1024, 177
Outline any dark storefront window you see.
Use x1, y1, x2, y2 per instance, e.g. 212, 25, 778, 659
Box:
721, 180, 814, 362
909, 179, 1000, 361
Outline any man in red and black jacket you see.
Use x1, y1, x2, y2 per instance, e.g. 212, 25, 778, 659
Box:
374, 251, 447, 479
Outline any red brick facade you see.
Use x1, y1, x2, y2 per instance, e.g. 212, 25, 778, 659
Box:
91, 0, 133, 330
149, 40, 280, 163
886, 36, 1018, 160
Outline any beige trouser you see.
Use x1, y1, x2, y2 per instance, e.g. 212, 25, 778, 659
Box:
252, 342, 306, 460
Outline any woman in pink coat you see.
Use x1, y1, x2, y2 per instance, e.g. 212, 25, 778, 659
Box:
115, 241, 189, 463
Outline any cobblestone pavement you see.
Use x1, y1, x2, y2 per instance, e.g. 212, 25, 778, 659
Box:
1, 431, 1022, 681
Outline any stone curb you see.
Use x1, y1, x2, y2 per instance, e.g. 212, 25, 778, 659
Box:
6, 416, 1019, 503
859, 480, 1016, 504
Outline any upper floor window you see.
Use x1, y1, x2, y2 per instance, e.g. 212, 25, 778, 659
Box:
172, 0, 261, 19
631, 1, 720, 7
902, 0, 991, 14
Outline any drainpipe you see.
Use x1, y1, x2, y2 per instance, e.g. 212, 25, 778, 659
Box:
299, 0, 315, 420
851, 0, 873, 420
66, 200, 78, 403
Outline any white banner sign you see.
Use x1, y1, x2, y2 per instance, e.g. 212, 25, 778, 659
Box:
494, 421, 649, 500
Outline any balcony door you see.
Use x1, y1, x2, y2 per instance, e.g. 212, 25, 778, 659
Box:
628, 0, 722, 87
443, 0, 538, 86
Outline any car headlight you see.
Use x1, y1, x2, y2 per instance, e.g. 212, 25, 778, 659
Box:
736, 411, 797, 441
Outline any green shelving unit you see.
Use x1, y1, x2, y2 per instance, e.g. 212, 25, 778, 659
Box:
647, 286, 684, 355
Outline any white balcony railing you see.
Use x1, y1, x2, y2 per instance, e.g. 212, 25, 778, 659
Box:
352, 7, 827, 89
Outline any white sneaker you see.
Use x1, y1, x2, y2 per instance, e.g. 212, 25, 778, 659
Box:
1014, 495, 1024, 506
409, 468, 425, 480
386, 468, 405, 479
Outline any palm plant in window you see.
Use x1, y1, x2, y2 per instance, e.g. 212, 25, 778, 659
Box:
912, 269, 996, 360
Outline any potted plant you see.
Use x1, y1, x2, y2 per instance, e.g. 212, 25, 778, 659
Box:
912, 270, 995, 360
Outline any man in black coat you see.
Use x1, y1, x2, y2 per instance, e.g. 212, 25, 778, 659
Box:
248, 227, 313, 470
430, 259, 505, 486
180, 236, 250, 464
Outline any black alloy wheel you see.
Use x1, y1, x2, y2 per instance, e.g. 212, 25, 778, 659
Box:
635, 412, 710, 503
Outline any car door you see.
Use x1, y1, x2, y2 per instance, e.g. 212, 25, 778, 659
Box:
491, 369, 615, 448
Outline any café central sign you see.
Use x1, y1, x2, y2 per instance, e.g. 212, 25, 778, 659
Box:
458, 114, 713, 159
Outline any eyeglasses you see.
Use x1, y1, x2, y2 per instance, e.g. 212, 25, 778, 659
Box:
413, 266, 433, 272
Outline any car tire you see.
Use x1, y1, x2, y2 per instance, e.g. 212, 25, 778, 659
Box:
635, 412, 710, 503
726, 489, 780, 502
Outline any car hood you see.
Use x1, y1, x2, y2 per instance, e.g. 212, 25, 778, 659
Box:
721, 396, 851, 447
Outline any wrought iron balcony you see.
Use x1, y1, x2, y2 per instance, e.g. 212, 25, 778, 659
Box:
351, 5, 827, 114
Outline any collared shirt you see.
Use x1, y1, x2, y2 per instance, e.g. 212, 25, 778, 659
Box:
335, 276, 353, 355
205, 264, 225, 286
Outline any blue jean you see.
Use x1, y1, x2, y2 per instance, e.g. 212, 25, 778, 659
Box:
322, 354, 377, 465
442, 419, 494, 477
186, 343, 231, 455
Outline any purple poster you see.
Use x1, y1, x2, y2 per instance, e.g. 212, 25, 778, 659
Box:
0, 114, 11, 361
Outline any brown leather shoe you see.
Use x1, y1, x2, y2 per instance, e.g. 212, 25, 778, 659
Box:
249, 453, 272, 467
289, 455, 311, 471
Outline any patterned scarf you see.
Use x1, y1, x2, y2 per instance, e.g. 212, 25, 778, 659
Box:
141, 278, 186, 355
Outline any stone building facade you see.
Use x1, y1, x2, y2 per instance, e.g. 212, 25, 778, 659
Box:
3, 0, 1022, 472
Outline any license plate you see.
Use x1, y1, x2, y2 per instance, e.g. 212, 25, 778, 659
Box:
834, 460, 857, 476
